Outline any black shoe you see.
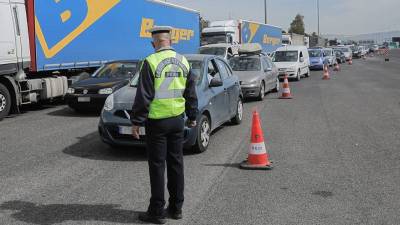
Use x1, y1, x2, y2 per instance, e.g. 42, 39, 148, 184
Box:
166, 208, 183, 220
138, 212, 166, 224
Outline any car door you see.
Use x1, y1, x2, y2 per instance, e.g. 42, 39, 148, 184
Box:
265, 57, 276, 90
215, 58, 237, 119
261, 57, 273, 89
207, 59, 230, 127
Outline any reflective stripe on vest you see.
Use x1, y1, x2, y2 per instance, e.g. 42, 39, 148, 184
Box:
154, 54, 188, 99
145, 50, 190, 119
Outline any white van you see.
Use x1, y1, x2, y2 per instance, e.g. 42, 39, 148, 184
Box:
272, 45, 310, 81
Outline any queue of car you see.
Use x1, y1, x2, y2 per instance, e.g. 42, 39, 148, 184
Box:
68, 42, 368, 153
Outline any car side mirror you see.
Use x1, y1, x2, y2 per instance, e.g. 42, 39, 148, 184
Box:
209, 78, 223, 87
300, 57, 304, 62
265, 68, 272, 72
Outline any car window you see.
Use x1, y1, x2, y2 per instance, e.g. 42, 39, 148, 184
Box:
265, 57, 273, 69
93, 62, 138, 79
188, 60, 204, 85
207, 60, 222, 84
215, 59, 230, 80
261, 58, 269, 71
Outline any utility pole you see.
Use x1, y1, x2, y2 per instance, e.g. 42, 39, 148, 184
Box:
317, 0, 320, 36
264, 0, 268, 24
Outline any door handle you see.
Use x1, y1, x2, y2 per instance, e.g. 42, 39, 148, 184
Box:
8, 49, 15, 55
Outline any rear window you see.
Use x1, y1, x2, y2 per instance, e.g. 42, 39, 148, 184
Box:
229, 57, 261, 71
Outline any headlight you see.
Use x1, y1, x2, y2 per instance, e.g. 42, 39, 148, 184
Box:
103, 94, 114, 111
67, 88, 75, 94
98, 88, 113, 95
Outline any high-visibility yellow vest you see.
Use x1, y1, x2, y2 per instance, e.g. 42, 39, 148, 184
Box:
145, 50, 190, 119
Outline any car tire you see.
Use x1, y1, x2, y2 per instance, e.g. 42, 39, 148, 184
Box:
231, 98, 243, 125
193, 115, 211, 153
296, 70, 301, 81
305, 68, 310, 78
257, 82, 265, 101
0, 83, 12, 120
272, 78, 280, 93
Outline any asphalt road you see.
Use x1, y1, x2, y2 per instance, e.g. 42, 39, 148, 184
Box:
0, 50, 399, 225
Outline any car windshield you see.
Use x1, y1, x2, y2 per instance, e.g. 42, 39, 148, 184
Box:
199, 47, 226, 56
339, 48, 349, 52
351, 46, 358, 51
229, 57, 261, 71
201, 34, 228, 45
323, 50, 331, 56
93, 62, 138, 79
309, 50, 322, 57
273, 51, 298, 62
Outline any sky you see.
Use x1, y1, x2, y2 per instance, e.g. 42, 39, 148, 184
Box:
166, 0, 400, 35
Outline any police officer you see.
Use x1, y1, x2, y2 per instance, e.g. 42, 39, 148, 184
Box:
131, 26, 198, 224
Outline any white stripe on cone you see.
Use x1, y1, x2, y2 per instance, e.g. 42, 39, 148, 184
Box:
282, 88, 290, 94
249, 142, 267, 155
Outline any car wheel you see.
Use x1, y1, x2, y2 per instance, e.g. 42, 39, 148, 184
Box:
272, 78, 280, 93
305, 68, 310, 78
296, 70, 301, 81
257, 82, 265, 101
231, 98, 243, 125
194, 115, 211, 153
0, 83, 11, 120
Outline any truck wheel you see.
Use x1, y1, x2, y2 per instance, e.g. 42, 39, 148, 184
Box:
193, 115, 211, 153
0, 83, 11, 120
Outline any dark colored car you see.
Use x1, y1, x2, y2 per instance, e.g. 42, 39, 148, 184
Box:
334, 49, 346, 64
98, 54, 243, 153
229, 55, 279, 100
65, 60, 139, 112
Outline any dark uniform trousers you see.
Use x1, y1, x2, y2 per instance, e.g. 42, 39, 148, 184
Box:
145, 114, 185, 216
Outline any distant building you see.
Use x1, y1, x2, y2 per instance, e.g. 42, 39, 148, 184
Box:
359, 40, 375, 45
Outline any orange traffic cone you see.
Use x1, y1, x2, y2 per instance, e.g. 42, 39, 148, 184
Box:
322, 65, 330, 80
279, 74, 293, 99
240, 110, 273, 170
348, 58, 353, 65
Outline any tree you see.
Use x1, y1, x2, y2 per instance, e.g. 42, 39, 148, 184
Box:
288, 14, 305, 35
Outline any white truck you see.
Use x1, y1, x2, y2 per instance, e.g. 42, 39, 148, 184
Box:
200, 19, 282, 57
282, 33, 308, 47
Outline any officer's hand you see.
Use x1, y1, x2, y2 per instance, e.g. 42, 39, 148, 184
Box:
132, 125, 140, 139
186, 120, 197, 128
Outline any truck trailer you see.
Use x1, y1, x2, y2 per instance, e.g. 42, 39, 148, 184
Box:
0, 0, 200, 119
201, 19, 282, 55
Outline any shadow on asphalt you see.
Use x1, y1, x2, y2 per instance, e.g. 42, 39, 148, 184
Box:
202, 163, 241, 169
0, 201, 142, 225
47, 107, 100, 118
62, 132, 148, 162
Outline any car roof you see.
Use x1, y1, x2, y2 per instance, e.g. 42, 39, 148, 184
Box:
185, 54, 216, 61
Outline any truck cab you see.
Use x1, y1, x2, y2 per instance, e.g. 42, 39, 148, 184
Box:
198, 43, 239, 60
201, 20, 240, 46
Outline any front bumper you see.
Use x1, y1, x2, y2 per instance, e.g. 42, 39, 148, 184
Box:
240, 84, 261, 98
310, 63, 324, 70
65, 94, 108, 110
278, 71, 296, 79
98, 111, 197, 149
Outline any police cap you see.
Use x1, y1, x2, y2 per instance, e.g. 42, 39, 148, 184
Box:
149, 26, 173, 35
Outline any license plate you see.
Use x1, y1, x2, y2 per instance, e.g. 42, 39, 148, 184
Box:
118, 126, 145, 135
78, 97, 90, 102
